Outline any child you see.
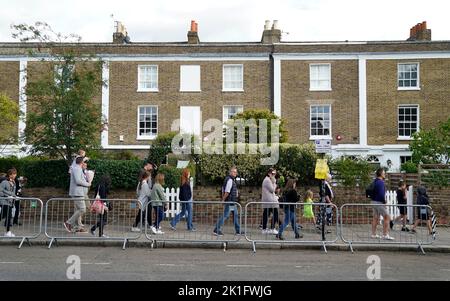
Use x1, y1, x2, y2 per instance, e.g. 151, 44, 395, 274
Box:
393, 180, 409, 231
90, 175, 112, 237
303, 190, 316, 226
411, 186, 433, 235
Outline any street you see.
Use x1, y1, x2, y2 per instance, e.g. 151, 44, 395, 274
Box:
0, 245, 449, 281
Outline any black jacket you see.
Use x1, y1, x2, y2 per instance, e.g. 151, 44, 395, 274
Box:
179, 182, 192, 202
282, 189, 299, 211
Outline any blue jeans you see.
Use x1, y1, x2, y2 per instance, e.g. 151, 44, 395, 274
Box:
214, 203, 240, 234
170, 202, 194, 230
153, 206, 164, 229
279, 207, 299, 236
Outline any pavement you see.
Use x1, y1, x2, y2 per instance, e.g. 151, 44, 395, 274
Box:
1, 220, 450, 253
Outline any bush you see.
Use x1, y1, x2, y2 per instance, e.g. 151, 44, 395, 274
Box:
147, 132, 178, 166
197, 143, 319, 187
157, 165, 183, 188
401, 161, 418, 173
330, 157, 374, 188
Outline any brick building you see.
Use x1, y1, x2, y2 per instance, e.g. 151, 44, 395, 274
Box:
0, 20, 449, 171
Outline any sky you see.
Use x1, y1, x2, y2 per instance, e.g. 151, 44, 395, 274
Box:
0, 0, 449, 43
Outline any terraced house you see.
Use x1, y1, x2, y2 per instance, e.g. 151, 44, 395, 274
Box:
0, 20, 449, 170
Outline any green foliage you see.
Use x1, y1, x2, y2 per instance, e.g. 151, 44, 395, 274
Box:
0, 93, 19, 146
228, 109, 288, 143
11, 22, 104, 164
421, 170, 450, 188
330, 157, 374, 188
88, 149, 139, 160
148, 131, 178, 166
410, 117, 450, 165
401, 161, 418, 173
197, 143, 319, 186
157, 165, 183, 188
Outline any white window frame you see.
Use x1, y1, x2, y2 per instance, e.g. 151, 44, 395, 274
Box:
309, 63, 331, 91
222, 105, 244, 123
397, 105, 420, 140
222, 64, 244, 92
137, 105, 158, 140
398, 63, 420, 91
309, 105, 332, 140
137, 65, 158, 92
180, 65, 201, 92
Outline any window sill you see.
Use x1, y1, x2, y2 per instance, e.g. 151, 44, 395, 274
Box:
179, 90, 202, 93
309, 88, 332, 92
137, 89, 159, 93
398, 87, 420, 91
397, 137, 413, 141
309, 136, 332, 141
137, 136, 157, 141
222, 89, 244, 92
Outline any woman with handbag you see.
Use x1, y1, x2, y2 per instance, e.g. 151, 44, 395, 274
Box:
90, 175, 112, 237
0, 169, 17, 237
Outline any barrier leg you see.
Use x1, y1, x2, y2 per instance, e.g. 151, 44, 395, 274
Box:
223, 242, 227, 252
151, 241, 154, 249
18, 237, 31, 249
322, 242, 328, 254
348, 241, 354, 254
48, 238, 56, 249
418, 243, 426, 255
122, 238, 128, 250
252, 241, 256, 253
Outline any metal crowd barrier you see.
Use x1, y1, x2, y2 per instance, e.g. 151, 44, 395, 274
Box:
244, 202, 339, 253
340, 203, 435, 254
0, 197, 43, 248
144, 201, 243, 250
45, 198, 142, 249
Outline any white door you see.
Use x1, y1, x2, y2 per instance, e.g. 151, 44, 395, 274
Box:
180, 106, 201, 137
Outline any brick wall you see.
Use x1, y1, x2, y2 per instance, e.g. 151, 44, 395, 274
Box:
108, 60, 271, 144
0, 61, 20, 140
22, 184, 449, 224
281, 60, 360, 144
367, 59, 450, 145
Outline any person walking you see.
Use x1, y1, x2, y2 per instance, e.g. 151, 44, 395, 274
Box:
90, 174, 112, 237
170, 169, 195, 231
213, 166, 241, 236
131, 171, 153, 233
411, 186, 433, 235
132, 161, 155, 232
261, 168, 279, 235
0, 169, 17, 237
150, 173, 166, 235
64, 156, 91, 233
303, 190, 316, 226
393, 180, 409, 231
370, 168, 394, 240
276, 179, 302, 240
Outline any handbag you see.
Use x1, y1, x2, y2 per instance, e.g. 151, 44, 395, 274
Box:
91, 187, 106, 215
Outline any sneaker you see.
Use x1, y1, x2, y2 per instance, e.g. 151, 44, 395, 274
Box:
213, 230, 224, 236
188, 228, 197, 232
79, 223, 85, 227
169, 224, 176, 231
5, 231, 15, 237
411, 229, 417, 233
90, 228, 95, 236
371, 234, 381, 239
101, 234, 110, 238
150, 226, 157, 234
261, 229, 269, 234
401, 227, 410, 232
382, 234, 395, 241
275, 234, 284, 240
271, 229, 279, 235
235, 231, 244, 236
63, 222, 72, 233
258, 224, 263, 230
130, 227, 140, 232
156, 229, 164, 235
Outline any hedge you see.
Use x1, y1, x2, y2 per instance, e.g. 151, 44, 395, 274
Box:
197, 143, 320, 187
0, 158, 187, 190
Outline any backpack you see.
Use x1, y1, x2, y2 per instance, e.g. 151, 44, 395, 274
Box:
366, 181, 376, 199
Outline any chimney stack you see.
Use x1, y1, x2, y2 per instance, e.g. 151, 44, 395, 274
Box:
113, 21, 131, 44
407, 21, 431, 41
187, 20, 200, 44
261, 20, 281, 44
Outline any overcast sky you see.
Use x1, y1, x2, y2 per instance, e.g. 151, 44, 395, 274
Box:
0, 0, 449, 43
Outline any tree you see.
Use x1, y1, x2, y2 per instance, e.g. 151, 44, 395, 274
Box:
0, 93, 19, 153
11, 22, 105, 165
226, 109, 288, 143
409, 117, 450, 164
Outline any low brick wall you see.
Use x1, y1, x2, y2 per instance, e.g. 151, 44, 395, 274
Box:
22, 185, 450, 225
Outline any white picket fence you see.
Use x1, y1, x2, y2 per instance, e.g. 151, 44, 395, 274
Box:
164, 177, 194, 218
382, 185, 414, 224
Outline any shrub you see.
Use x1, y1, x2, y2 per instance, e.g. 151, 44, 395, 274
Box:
157, 165, 183, 188
401, 161, 418, 173
330, 157, 374, 188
